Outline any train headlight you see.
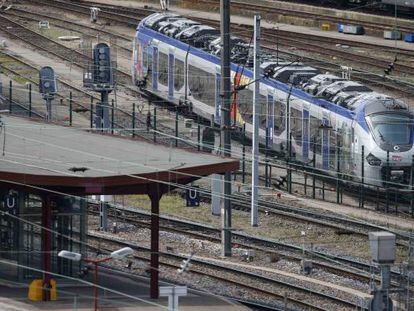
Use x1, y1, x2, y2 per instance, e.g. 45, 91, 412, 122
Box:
366, 153, 382, 166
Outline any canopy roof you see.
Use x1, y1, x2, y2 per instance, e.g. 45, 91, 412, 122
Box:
0, 116, 239, 195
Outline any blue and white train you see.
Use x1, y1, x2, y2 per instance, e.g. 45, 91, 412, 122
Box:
132, 12, 414, 188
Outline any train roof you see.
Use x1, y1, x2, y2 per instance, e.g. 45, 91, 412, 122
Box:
140, 13, 409, 115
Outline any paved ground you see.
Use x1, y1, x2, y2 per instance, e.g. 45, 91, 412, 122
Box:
0, 269, 250, 311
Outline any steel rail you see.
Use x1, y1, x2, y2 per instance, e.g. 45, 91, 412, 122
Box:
89, 233, 366, 310
88, 202, 402, 283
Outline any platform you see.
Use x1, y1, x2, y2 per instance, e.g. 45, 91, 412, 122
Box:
0, 267, 250, 311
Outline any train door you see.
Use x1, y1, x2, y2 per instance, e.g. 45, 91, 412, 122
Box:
168, 48, 175, 99
266, 91, 274, 147
322, 114, 330, 171
303, 108, 310, 162
215, 66, 221, 124
152, 41, 159, 91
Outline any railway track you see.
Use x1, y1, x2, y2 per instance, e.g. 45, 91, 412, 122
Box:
0, 13, 132, 84
88, 232, 369, 310
58, 0, 414, 57
88, 201, 405, 284
26, 0, 414, 97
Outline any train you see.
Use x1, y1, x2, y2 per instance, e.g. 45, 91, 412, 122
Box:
131, 12, 414, 188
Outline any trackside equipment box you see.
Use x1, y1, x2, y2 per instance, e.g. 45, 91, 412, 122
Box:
368, 232, 396, 264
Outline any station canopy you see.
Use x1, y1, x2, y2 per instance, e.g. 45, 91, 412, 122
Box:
0, 116, 239, 195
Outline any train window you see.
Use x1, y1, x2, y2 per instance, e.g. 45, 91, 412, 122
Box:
310, 116, 321, 154
188, 65, 215, 106
237, 88, 253, 123
142, 46, 148, 69
291, 108, 302, 147
174, 58, 184, 91
158, 52, 169, 86
274, 101, 286, 136
143, 47, 148, 70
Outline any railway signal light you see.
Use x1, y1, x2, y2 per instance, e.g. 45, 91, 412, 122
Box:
93, 43, 113, 86
39, 66, 57, 98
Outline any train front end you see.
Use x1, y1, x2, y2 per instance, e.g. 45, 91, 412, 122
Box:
362, 98, 414, 188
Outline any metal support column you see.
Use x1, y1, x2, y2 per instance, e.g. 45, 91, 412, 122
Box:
9, 80, 12, 114
220, 0, 232, 256
175, 110, 179, 147
336, 146, 340, 204
41, 195, 52, 301
197, 115, 201, 151
386, 151, 390, 213
312, 140, 316, 199
28, 84, 32, 118
251, 14, 261, 227
100, 91, 110, 131
242, 123, 246, 184
111, 99, 115, 134
90, 97, 94, 129
265, 129, 269, 187
359, 145, 365, 208
153, 107, 157, 143
149, 189, 161, 299
69, 92, 72, 126
132, 103, 136, 138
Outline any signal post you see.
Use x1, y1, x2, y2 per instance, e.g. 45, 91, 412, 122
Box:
84, 42, 115, 130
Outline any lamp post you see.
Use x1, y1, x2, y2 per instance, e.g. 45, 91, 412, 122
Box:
58, 247, 133, 311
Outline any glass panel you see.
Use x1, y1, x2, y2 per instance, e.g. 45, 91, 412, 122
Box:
158, 52, 169, 86
274, 101, 286, 136
291, 108, 303, 147
188, 65, 215, 107
368, 113, 413, 145
310, 116, 321, 154
174, 59, 185, 91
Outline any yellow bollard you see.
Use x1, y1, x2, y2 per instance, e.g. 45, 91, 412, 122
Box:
50, 279, 57, 301
28, 279, 43, 301
28, 279, 57, 301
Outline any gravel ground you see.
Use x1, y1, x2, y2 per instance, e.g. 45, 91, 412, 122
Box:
89, 215, 372, 310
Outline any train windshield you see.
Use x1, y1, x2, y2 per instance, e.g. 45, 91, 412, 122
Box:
368, 113, 413, 145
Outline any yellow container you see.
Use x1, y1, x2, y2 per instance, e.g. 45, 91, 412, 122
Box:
321, 23, 331, 31
28, 279, 57, 301
28, 279, 43, 301
50, 279, 57, 301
